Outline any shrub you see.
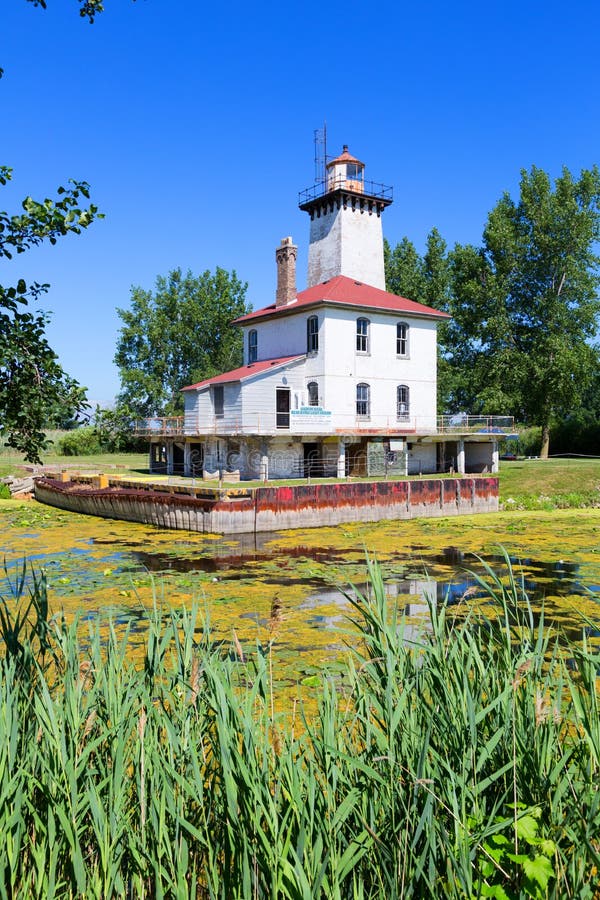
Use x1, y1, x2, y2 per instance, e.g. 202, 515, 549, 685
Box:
94, 405, 147, 453
56, 426, 102, 456
0, 483, 11, 499
515, 425, 542, 457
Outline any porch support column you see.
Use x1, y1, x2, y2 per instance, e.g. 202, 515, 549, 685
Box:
456, 439, 465, 475
491, 441, 499, 474
337, 439, 346, 478
238, 440, 249, 479
184, 442, 192, 477
260, 439, 269, 482
166, 442, 174, 476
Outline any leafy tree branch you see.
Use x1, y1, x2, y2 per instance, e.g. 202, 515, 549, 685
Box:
0, 170, 102, 461
114, 267, 251, 417
385, 165, 600, 458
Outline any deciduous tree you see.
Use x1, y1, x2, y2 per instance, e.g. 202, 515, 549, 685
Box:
385, 167, 600, 457
114, 268, 250, 417
384, 229, 455, 408
449, 166, 600, 457
0, 168, 101, 461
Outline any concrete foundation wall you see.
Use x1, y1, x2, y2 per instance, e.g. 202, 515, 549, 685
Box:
465, 441, 495, 473
407, 443, 437, 475
35, 475, 498, 535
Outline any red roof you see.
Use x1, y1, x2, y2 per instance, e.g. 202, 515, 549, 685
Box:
182, 355, 305, 392
233, 275, 450, 325
327, 145, 364, 168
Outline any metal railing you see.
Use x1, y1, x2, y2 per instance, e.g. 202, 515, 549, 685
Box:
298, 176, 393, 206
436, 415, 516, 434
134, 415, 424, 438
134, 417, 184, 436
133, 414, 516, 439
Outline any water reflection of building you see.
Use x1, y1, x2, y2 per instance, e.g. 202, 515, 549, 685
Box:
300, 578, 439, 640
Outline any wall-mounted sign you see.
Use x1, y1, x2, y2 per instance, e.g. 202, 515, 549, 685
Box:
290, 407, 333, 430
291, 407, 332, 417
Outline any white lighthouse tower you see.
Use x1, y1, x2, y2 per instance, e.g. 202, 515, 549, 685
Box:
299, 145, 393, 290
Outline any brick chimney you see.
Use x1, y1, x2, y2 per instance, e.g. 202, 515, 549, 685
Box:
275, 236, 297, 308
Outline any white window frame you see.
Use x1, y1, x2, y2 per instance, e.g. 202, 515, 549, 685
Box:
307, 315, 319, 353
396, 322, 409, 357
213, 384, 224, 419
248, 329, 258, 363
397, 384, 410, 421
356, 317, 370, 354
356, 382, 370, 419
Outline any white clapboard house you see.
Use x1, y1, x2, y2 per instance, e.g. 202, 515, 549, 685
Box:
142, 146, 511, 479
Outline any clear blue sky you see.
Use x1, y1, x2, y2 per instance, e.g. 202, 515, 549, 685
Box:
2, 0, 599, 407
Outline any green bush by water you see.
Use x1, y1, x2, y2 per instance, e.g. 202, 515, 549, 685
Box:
0, 556, 599, 898
56, 425, 103, 456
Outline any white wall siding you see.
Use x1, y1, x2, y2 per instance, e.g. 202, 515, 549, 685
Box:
220, 383, 242, 432
186, 308, 438, 438
183, 391, 199, 433
242, 314, 318, 364
320, 309, 438, 431
239, 363, 306, 433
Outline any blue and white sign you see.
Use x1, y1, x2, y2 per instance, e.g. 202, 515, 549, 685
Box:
290, 407, 333, 432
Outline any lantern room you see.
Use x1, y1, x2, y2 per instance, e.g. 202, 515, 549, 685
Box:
326, 145, 365, 194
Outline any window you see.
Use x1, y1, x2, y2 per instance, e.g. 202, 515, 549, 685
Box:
307, 315, 319, 353
397, 385, 410, 421
346, 163, 363, 183
396, 322, 409, 357
213, 385, 224, 418
356, 317, 370, 353
276, 388, 290, 429
356, 383, 370, 418
248, 329, 257, 363
307, 381, 319, 406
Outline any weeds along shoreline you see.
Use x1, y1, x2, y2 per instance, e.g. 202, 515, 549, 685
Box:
0, 554, 599, 898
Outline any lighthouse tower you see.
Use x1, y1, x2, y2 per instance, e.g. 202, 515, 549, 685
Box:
299, 145, 393, 290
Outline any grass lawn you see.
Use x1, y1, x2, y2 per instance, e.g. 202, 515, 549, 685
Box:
3, 435, 600, 508
499, 457, 600, 504
0, 431, 149, 479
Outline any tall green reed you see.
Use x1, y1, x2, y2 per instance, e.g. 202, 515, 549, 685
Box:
0, 554, 598, 898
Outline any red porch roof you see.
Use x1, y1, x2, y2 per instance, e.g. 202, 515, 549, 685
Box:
182, 355, 305, 392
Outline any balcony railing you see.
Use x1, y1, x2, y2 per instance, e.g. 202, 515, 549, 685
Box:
436, 415, 516, 435
134, 417, 184, 436
298, 176, 393, 207
133, 413, 516, 439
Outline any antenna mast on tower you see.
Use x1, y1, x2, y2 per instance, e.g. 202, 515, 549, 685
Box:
313, 122, 327, 184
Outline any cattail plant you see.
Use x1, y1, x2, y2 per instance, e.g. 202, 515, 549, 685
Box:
0, 554, 598, 897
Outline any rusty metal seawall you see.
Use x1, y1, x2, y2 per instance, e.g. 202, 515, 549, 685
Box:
34, 475, 499, 535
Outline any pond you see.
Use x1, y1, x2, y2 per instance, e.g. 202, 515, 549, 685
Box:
2, 501, 600, 694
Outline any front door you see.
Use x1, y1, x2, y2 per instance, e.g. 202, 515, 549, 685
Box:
276, 388, 290, 429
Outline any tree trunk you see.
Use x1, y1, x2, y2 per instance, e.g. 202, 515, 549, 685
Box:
540, 423, 550, 459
